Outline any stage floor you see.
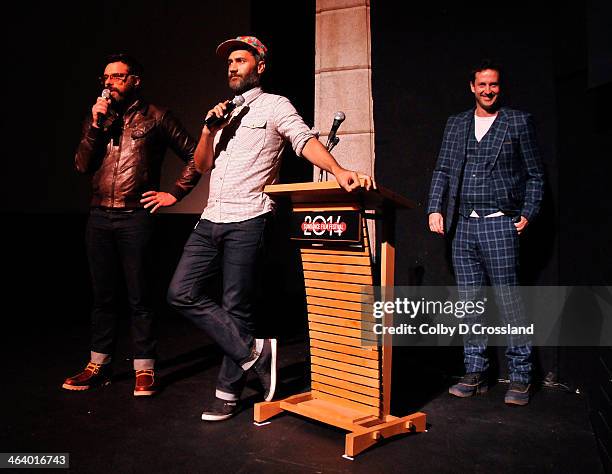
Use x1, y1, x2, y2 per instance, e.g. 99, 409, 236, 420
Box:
3, 312, 603, 473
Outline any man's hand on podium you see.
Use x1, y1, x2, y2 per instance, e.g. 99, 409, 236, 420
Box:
334, 168, 374, 192
301, 138, 374, 192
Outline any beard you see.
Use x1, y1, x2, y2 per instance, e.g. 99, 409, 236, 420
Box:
109, 86, 137, 107
229, 71, 260, 95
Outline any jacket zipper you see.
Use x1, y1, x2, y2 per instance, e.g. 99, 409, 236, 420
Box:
110, 126, 123, 207
109, 104, 137, 207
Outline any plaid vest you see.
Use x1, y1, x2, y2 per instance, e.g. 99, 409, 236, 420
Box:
458, 118, 500, 217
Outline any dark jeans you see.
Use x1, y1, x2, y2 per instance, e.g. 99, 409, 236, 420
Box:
86, 207, 156, 363
167, 214, 268, 399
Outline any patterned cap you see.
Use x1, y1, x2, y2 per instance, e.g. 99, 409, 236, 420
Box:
216, 36, 268, 59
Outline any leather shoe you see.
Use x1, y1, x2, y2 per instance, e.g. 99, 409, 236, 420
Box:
504, 381, 530, 406
134, 369, 158, 397
448, 372, 488, 397
62, 362, 111, 391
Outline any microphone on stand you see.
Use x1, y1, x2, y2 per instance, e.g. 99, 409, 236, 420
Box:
319, 111, 346, 182
325, 111, 346, 149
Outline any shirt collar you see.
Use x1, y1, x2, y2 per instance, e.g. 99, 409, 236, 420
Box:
237, 86, 264, 106
123, 98, 145, 117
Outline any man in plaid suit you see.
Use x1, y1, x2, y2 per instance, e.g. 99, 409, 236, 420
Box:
427, 60, 544, 405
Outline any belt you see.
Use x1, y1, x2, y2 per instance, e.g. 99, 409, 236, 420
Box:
93, 206, 143, 214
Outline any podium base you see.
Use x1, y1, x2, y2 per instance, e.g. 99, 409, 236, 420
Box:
254, 391, 426, 458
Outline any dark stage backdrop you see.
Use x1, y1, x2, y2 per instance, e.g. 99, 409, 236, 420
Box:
370, 4, 559, 286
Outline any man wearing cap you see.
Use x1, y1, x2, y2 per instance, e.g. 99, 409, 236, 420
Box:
167, 36, 372, 421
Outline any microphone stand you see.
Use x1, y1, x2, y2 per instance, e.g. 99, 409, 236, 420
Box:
318, 136, 341, 182
328, 136, 340, 153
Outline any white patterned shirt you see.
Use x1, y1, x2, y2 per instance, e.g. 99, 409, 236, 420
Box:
201, 87, 316, 223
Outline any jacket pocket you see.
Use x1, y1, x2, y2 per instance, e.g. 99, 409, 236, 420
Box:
131, 120, 156, 139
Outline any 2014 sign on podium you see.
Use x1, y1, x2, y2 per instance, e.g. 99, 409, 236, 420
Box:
291, 210, 362, 243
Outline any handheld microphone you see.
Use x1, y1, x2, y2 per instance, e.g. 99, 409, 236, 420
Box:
326, 111, 346, 149
96, 89, 112, 128
204, 95, 246, 129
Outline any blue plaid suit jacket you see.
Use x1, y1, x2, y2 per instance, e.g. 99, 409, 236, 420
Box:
427, 107, 544, 232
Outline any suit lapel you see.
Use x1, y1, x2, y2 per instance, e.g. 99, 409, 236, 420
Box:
487, 108, 508, 170
456, 110, 471, 169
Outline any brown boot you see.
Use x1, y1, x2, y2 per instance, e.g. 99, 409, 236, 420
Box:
134, 369, 158, 397
62, 362, 111, 391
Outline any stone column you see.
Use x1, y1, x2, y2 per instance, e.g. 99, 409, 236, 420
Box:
314, 0, 374, 181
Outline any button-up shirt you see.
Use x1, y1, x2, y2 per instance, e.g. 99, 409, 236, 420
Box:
201, 87, 317, 223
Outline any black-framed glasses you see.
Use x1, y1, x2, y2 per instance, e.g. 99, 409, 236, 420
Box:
98, 73, 134, 85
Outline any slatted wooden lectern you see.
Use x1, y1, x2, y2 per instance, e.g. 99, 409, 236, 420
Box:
254, 181, 426, 458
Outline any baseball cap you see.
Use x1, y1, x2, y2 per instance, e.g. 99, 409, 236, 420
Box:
216, 35, 268, 59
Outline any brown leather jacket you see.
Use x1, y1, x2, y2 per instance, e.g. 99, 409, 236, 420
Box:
75, 98, 200, 208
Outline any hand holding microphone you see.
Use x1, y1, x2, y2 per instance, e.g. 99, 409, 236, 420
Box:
204, 95, 245, 132
92, 89, 112, 129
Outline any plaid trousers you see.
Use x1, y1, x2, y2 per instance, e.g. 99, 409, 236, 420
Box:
452, 215, 531, 383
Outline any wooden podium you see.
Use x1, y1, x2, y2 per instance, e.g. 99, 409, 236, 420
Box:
254, 181, 426, 459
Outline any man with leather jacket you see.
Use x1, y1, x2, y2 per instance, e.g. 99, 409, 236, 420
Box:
63, 53, 200, 396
